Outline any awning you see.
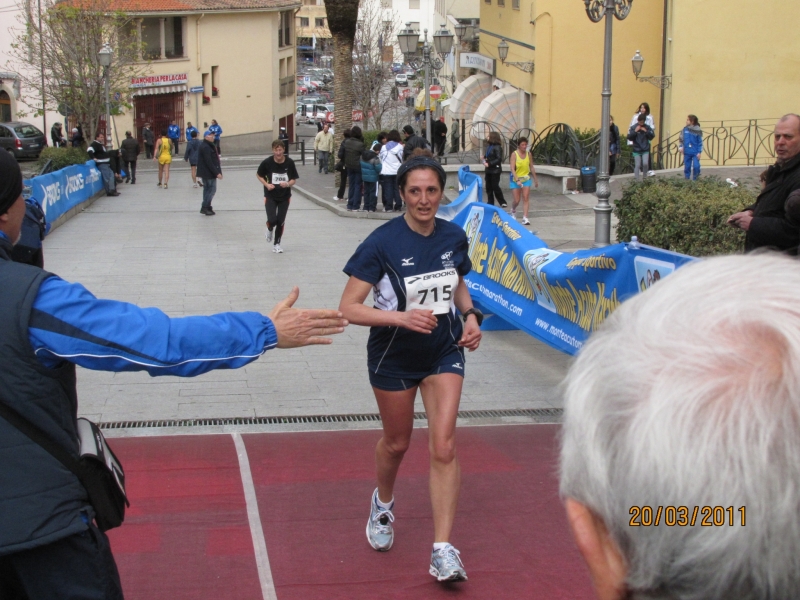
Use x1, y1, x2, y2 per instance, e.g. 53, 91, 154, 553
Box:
131, 85, 187, 97
473, 86, 522, 136
447, 74, 492, 120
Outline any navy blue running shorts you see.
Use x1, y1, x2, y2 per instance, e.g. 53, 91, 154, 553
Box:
369, 350, 465, 391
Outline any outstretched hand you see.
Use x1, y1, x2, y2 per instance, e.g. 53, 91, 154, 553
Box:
268, 287, 348, 348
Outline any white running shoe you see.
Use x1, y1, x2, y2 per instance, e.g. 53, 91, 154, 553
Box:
265, 228, 273, 243
333, 196, 340, 201
647, 170, 656, 177
522, 217, 531, 225
366, 488, 395, 551
272, 244, 283, 253
430, 544, 467, 582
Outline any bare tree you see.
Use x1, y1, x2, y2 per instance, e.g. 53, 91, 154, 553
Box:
4, 0, 147, 142
352, 0, 399, 131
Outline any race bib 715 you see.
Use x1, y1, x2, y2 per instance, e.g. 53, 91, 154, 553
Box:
404, 269, 459, 315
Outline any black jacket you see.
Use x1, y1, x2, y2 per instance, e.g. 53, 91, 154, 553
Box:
120, 136, 140, 162
627, 124, 654, 153
343, 137, 365, 170
142, 127, 154, 145
196, 140, 221, 179
0, 238, 89, 554
744, 152, 800, 253
402, 134, 430, 161
484, 144, 503, 174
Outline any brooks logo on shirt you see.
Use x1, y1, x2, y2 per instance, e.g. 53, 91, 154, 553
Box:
402, 257, 414, 266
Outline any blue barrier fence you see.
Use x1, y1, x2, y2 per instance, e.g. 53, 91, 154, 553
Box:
441, 166, 695, 355
24, 161, 104, 227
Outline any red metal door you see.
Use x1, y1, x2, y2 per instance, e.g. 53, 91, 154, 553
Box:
134, 93, 185, 145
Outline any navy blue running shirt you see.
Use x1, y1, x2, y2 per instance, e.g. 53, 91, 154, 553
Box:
344, 216, 472, 378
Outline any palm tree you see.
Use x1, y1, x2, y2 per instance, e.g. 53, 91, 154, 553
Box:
325, 0, 359, 180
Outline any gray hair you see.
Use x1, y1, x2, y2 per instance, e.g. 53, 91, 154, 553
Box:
560, 253, 800, 600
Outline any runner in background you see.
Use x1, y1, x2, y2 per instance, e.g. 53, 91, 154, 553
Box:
257, 140, 299, 254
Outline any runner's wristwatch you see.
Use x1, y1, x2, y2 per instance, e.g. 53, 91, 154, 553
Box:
462, 308, 484, 326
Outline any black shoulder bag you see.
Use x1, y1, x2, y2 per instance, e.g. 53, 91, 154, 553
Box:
0, 399, 129, 531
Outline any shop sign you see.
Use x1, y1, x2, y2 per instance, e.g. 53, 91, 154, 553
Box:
130, 73, 189, 88
459, 53, 495, 76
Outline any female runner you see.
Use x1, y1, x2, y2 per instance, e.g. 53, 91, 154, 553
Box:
509, 136, 538, 226
339, 150, 482, 582
153, 129, 172, 189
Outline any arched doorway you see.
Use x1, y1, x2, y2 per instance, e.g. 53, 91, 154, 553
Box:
0, 91, 11, 123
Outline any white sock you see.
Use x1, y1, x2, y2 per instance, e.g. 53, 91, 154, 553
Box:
433, 542, 449, 551
375, 494, 394, 510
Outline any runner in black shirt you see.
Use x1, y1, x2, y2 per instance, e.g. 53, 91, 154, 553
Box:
257, 140, 299, 253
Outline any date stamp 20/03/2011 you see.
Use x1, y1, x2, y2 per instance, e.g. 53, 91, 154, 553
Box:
629, 506, 746, 527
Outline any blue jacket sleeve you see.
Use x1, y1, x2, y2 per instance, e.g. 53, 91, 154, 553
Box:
29, 276, 278, 377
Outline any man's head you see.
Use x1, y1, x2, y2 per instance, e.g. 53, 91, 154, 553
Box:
560, 254, 800, 600
637, 113, 646, 124
170, 120, 176, 125
95, 132, 105, 144
191, 130, 198, 139
144, 123, 150, 128
271, 139, 286, 159
125, 131, 132, 138
0, 149, 25, 244
402, 125, 414, 139
187, 121, 192, 128
774, 114, 800, 163
323, 122, 330, 132
72, 128, 78, 134
203, 130, 215, 142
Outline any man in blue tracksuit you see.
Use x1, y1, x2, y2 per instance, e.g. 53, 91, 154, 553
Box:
167, 120, 181, 155
185, 121, 199, 143
0, 150, 347, 599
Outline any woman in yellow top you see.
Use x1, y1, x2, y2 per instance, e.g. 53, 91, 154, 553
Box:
509, 136, 538, 226
153, 129, 172, 188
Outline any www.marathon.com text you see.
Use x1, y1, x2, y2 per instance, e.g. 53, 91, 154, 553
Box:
466, 279, 523, 316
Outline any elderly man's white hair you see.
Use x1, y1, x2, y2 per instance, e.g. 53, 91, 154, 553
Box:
560, 253, 800, 600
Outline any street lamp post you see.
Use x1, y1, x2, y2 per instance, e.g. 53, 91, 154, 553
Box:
583, 0, 632, 247
98, 43, 113, 146
397, 23, 453, 150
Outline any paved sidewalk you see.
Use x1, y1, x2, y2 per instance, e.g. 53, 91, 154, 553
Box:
47, 158, 577, 428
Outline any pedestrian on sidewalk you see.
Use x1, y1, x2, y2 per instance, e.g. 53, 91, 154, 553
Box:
679, 114, 703, 180
153, 130, 173, 189
185, 122, 198, 143
257, 140, 298, 253
279, 127, 290, 153
314, 122, 335, 174
184, 130, 202, 187
197, 129, 222, 215
0, 148, 347, 600
334, 129, 351, 202
608, 116, 621, 176
87, 132, 119, 197
378, 129, 403, 212
339, 152, 482, 584
142, 123, 154, 159
167, 120, 181, 155
483, 131, 507, 208
509, 136, 538, 225
628, 113, 655, 181
70, 127, 84, 149
360, 148, 382, 213
209, 119, 222, 155
344, 126, 366, 211
433, 117, 448, 157
120, 131, 140, 184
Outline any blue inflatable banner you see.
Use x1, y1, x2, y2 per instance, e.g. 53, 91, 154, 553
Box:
24, 161, 104, 227
442, 167, 695, 355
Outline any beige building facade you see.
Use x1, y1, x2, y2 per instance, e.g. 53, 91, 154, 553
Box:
113, 0, 299, 154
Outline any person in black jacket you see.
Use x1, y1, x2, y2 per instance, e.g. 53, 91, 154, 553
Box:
183, 130, 202, 187
142, 123, 154, 159
196, 129, 222, 216
334, 129, 351, 202
608, 116, 621, 176
343, 126, 365, 211
120, 131, 140, 184
728, 114, 800, 254
627, 114, 654, 181
401, 125, 430, 161
432, 117, 448, 157
482, 132, 507, 207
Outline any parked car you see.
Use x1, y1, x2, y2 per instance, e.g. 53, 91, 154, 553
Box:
395, 74, 408, 87
391, 63, 404, 73
0, 121, 47, 159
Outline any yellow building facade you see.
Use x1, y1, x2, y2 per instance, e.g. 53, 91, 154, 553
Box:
476, 0, 798, 154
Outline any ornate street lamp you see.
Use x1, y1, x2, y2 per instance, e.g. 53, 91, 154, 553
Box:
497, 39, 534, 73
583, 0, 633, 247
398, 23, 453, 151
98, 43, 113, 145
453, 21, 467, 41
631, 49, 671, 89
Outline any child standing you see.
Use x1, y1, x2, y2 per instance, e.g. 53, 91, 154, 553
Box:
679, 115, 703, 180
627, 114, 655, 181
360, 149, 382, 213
